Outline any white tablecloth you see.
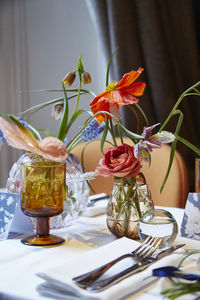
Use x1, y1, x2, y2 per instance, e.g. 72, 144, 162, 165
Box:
0, 206, 199, 300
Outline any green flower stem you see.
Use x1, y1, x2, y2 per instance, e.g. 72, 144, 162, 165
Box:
124, 197, 131, 235
133, 187, 142, 219
73, 70, 82, 114
124, 177, 142, 218
117, 122, 124, 144
161, 282, 200, 299
123, 181, 135, 234
109, 119, 117, 146
66, 117, 94, 152
159, 81, 200, 132
114, 177, 142, 234
66, 110, 144, 152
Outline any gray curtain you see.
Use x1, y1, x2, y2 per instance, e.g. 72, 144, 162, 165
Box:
86, 0, 200, 191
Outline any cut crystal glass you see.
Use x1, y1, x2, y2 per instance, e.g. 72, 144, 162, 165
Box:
6, 152, 90, 231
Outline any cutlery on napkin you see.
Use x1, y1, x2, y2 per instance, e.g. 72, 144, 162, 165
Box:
78, 244, 185, 292
36, 237, 184, 300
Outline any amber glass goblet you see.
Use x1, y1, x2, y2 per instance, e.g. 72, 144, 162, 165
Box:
20, 161, 66, 246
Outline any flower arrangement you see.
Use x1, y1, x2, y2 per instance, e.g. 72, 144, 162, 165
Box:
0, 49, 200, 192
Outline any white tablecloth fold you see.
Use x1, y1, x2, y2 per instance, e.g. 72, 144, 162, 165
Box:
36, 237, 188, 300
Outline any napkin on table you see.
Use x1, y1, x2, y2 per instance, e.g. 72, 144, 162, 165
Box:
36, 237, 188, 300
83, 193, 109, 217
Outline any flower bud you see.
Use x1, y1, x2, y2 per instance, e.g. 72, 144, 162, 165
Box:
83, 71, 92, 84
63, 72, 76, 86
51, 102, 64, 120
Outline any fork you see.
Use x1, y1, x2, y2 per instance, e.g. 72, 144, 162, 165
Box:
73, 236, 162, 288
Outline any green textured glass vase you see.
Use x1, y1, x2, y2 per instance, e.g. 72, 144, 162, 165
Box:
106, 173, 154, 240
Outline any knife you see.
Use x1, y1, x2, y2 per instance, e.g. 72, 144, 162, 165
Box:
87, 194, 109, 207
86, 244, 185, 292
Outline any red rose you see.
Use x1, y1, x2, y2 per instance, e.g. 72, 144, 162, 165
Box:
95, 144, 141, 178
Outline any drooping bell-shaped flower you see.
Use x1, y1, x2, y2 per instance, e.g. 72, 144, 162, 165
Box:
63, 72, 76, 86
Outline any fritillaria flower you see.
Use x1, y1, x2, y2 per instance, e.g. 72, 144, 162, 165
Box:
63, 72, 76, 86
90, 68, 146, 124
134, 124, 175, 161
156, 131, 175, 144
0, 117, 67, 161
51, 102, 64, 120
82, 71, 92, 84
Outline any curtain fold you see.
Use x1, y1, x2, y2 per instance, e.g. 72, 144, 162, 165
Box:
0, 0, 28, 186
86, 0, 200, 190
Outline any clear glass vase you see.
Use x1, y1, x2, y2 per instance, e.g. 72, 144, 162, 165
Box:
106, 173, 154, 240
6, 152, 90, 231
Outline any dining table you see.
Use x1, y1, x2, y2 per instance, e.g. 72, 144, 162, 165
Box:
0, 196, 199, 300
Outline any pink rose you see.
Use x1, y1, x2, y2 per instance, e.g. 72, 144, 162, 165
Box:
95, 143, 141, 178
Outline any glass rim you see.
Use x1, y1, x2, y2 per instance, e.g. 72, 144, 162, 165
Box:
20, 161, 66, 168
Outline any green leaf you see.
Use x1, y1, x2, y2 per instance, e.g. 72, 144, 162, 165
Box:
175, 135, 200, 156
65, 109, 85, 134
21, 88, 96, 97
19, 97, 64, 118
0, 110, 9, 117
57, 82, 69, 141
159, 81, 200, 132
160, 111, 183, 193
26, 123, 42, 141
37, 128, 54, 137
135, 103, 149, 126
178, 250, 200, 268
128, 103, 149, 134
119, 123, 144, 140
106, 47, 119, 86
19, 89, 95, 119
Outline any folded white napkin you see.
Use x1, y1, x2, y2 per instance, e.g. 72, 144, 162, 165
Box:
36, 237, 185, 300
83, 193, 109, 217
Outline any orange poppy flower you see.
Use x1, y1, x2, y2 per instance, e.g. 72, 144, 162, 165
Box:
0, 117, 67, 161
90, 68, 146, 124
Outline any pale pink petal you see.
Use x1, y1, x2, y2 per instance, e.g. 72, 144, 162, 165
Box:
0, 117, 67, 161
39, 137, 67, 161
0, 117, 40, 151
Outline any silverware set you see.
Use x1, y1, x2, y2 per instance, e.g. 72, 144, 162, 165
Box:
73, 236, 184, 291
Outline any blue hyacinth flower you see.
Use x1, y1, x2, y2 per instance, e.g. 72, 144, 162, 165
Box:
0, 129, 7, 144
81, 120, 105, 142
